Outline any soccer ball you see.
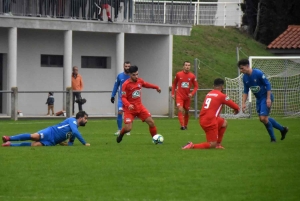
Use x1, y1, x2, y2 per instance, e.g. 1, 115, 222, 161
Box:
152, 134, 164, 144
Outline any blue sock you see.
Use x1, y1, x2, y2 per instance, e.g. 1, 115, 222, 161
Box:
117, 114, 123, 130
269, 117, 284, 131
10, 142, 32, 146
9, 133, 31, 141
264, 121, 276, 141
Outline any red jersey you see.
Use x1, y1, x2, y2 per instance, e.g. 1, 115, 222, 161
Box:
200, 90, 239, 126
122, 78, 159, 112
171, 71, 198, 99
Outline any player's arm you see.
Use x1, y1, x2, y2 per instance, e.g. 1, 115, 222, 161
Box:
80, 77, 84, 91
111, 75, 120, 98
190, 77, 199, 97
121, 83, 131, 108
242, 80, 249, 112
171, 74, 178, 98
142, 81, 161, 93
69, 119, 89, 146
223, 95, 240, 114
260, 72, 272, 107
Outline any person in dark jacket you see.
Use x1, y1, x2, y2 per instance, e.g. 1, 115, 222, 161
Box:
46, 92, 55, 116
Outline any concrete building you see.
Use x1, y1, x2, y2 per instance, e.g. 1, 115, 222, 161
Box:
0, 16, 191, 117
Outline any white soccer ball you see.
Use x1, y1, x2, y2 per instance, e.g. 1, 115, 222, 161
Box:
152, 134, 164, 144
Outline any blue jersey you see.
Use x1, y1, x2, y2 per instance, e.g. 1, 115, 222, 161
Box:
111, 72, 130, 100
47, 117, 86, 145
243, 69, 272, 100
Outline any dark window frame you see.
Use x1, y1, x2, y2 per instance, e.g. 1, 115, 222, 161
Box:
41, 54, 64, 67
81, 56, 109, 69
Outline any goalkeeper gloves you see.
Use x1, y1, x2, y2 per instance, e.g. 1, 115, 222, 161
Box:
111, 97, 115, 103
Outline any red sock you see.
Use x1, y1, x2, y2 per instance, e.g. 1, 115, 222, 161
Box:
217, 127, 226, 144
149, 126, 157, 137
184, 113, 189, 127
193, 142, 211, 149
106, 12, 111, 18
178, 112, 184, 127
120, 128, 126, 135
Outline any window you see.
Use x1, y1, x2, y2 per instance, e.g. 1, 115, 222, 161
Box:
81, 56, 110, 69
41, 55, 63, 67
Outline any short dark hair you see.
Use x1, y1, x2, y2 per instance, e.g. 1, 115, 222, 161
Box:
76, 111, 88, 119
183, 61, 190, 65
49, 92, 53, 95
124, 61, 131, 65
214, 78, 224, 87
129, 65, 138, 73
237, 59, 249, 67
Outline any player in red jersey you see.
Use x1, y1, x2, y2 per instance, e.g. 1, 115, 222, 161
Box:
116, 65, 161, 143
182, 78, 240, 149
172, 61, 198, 130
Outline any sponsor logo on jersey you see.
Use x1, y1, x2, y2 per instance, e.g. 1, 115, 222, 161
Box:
132, 90, 141, 98
73, 121, 77, 125
254, 79, 257, 82
125, 118, 131, 123
181, 82, 189, 88
207, 93, 218, 97
250, 86, 260, 93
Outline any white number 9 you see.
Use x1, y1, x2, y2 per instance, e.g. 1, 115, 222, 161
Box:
204, 98, 212, 109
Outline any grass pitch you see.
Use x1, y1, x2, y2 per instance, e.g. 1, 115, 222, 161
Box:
0, 118, 299, 201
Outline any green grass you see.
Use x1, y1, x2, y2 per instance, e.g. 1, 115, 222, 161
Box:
0, 118, 299, 201
173, 26, 273, 88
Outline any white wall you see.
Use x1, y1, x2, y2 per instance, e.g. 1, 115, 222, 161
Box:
125, 34, 170, 115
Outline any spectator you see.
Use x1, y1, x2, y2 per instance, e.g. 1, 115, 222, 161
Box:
72, 66, 84, 115
46, 92, 55, 116
3, 0, 15, 16
70, 0, 80, 19
88, 0, 101, 20
56, 0, 66, 18
99, 0, 113, 22
123, 0, 133, 22
80, 0, 87, 19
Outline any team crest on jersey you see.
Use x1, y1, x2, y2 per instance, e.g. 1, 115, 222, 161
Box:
125, 118, 131, 123
262, 74, 266, 79
73, 120, 77, 125
188, 78, 190, 81
250, 86, 260, 93
254, 79, 257, 82
132, 90, 141, 98
225, 96, 230, 101
181, 82, 189, 88
122, 91, 126, 95
138, 84, 141, 88
66, 132, 73, 139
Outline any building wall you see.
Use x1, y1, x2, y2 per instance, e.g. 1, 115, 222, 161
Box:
0, 28, 171, 116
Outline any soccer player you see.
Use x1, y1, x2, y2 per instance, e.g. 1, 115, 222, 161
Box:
111, 61, 131, 136
182, 78, 239, 149
172, 61, 198, 130
116, 65, 161, 143
238, 59, 288, 142
2, 111, 90, 147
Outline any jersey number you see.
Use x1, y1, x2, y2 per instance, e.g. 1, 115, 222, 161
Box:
204, 98, 212, 109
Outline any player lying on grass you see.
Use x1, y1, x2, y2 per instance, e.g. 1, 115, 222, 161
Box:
116, 65, 161, 143
2, 111, 90, 147
238, 59, 288, 142
182, 78, 240, 150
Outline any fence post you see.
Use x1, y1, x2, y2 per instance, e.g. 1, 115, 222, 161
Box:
169, 86, 174, 118
66, 87, 72, 117
194, 58, 198, 119
11, 87, 18, 121
163, 2, 166, 24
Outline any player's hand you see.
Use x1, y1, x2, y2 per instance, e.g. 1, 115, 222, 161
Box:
128, 104, 134, 110
110, 97, 115, 104
242, 103, 246, 113
188, 93, 192, 98
233, 109, 239, 115
85, 143, 90, 146
157, 88, 161, 93
171, 95, 175, 99
266, 98, 271, 108
59, 141, 68, 146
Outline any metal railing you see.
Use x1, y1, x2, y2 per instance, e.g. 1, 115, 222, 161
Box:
0, 0, 242, 26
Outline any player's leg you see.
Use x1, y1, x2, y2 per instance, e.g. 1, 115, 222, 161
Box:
2, 133, 41, 147
140, 107, 157, 137
216, 118, 226, 149
183, 99, 191, 129
116, 112, 133, 143
51, 105, 54, 116
114, 99, 123, 135
268, 117, 288, 140
257, 99, 276, 142
176, 98, 185, 130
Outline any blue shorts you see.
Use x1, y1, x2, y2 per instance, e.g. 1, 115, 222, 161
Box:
37, 127, 56, 146
256, 94, 274, 116
118, 98, 123, 112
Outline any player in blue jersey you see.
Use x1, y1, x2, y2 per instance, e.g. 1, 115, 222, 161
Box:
238, 59, 288, 142
111, 61, 131, 136
2, 111, 90, 147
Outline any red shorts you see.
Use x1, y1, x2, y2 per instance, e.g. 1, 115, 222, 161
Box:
200, 117, 224, 142
123, 107, 151, 124
176, 97, 190, 110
